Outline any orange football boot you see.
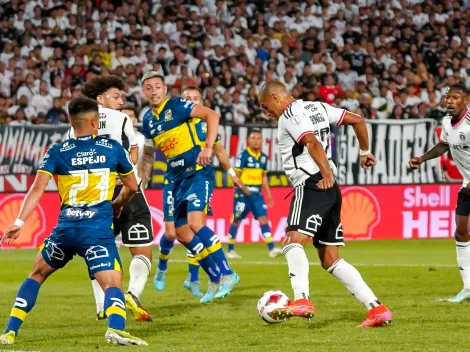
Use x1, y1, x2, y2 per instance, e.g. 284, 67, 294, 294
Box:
357, 304, 392, 328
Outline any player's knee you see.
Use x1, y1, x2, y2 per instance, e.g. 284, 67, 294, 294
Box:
455, 228, 469, 242
232, 220, 241, 227
283, 232, 307, 247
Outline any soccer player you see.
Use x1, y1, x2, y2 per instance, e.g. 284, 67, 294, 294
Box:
154, 85, 246, 297
258, 80, 392, 327
226, 129, 283, 258
0, 96, 147, 346
410, 83, 470, 302
140, 71, 239, 304
70, 76, 153, 322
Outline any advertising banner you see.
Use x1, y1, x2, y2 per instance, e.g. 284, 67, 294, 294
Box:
335, 119, 443, 185
0, 184, 461, 249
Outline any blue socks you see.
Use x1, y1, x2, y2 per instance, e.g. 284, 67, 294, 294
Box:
183, 236, 220, 283
104, 287, 126, 331
5, 278, 40, 335
261, 223, 275, 251
158, 234, 175, 271
195, 226, 233, 276
228, 223, 238, 251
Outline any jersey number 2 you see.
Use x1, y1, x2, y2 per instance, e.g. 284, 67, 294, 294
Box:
68, 168, 110, 207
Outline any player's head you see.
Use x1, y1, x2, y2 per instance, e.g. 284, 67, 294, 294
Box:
122, 105, 138, 126
446, 83, 469, 118
82, 75, 124, 110
258, 80, 294, 120
248, 129, 262, 151
68, 96, 100, 135
182, 85, 202, 105
141, 71, 167, 108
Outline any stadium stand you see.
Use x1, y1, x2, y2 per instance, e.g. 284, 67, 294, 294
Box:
0, 0, 469, 125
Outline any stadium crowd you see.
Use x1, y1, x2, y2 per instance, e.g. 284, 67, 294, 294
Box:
0, 0, 469, 126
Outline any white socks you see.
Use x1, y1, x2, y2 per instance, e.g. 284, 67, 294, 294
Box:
91, 279, 105, 313
127, 254, 152, 298
283, 243, 310, 301
328, 258, 380, 310
456, 241, 470, 290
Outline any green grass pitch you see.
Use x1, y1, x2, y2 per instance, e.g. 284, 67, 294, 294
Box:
0, 240, 469, 352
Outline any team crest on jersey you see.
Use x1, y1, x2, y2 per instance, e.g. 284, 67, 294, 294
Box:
261, 156, 266, 163
157, 125, 163, 133
460, 132, 466, 142
201, 122, 207, 133
95, 138, 113, 149
60, 141, 76, 152
165, 109, 173, 121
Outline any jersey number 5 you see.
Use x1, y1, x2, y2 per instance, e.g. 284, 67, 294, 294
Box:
68, 168, 110, 207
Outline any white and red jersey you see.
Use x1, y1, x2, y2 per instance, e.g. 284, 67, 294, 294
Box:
277, 100, 346, 187
440, 108, 470, 187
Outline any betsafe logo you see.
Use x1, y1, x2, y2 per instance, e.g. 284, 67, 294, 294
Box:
0, 194, 46, 248
341, 187, 381, 240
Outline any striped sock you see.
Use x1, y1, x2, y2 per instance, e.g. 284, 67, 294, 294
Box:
187, 250, 200, 282
196, 226, 233, 276
261, 223, 275, 251
158, 234, 175, 271
228, 224, 238, 251
5, 278, 40, 335
183, 236, 220, 283
105, 287, 126, 331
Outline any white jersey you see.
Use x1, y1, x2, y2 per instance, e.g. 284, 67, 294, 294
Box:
440, 108, 470, 187
277, 99, 346, 187
67, 106, 138, 151
67, 106, 140, 184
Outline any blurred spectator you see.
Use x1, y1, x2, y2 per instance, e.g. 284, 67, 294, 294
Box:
45, 97, 67, 124
31, 80, 53, 115
9, 108, 29, 126
319, 74, 342, 105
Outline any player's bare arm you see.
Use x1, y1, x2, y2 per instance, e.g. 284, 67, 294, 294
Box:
112, 170, 138, 217
130, 146, 139, 165
190, 105, 220, 166
1, 171, 50, 245
139, 144, 155, 188
409, 142, 449, 169
262, 172, 273, 207
299, 133, 335, 189
341, 112, 376, 169
213, 142, 250, 196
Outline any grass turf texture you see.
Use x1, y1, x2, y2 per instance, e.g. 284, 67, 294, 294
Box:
0, 239, 469, 352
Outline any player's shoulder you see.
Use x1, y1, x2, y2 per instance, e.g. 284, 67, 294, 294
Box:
94, 134, 122, 149
99, 106, 124, 118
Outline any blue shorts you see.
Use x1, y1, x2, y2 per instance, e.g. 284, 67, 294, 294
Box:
233, 191, 267, 221
41, 226, 122, 279
163, 181, 175, 222
173, 171, 214, 228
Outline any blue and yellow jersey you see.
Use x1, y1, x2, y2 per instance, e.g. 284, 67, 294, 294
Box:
235, 148, 268, 191
193, 118, 220, 149
38, 135, 134, 228
142, 97, 202, 183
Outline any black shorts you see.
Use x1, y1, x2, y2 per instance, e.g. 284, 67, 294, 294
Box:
456, 188, 470, 216
286, 174, 344, 248
112, 184, 154, 247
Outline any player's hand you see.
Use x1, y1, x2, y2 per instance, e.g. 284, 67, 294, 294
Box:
197, 147, 213, 166
409, 156, 423, 169
360, 154, 376, 169
317, 170, 335, 189
0, 225, 21, 246
112, 201, 123, 218
231, 175, 243, 189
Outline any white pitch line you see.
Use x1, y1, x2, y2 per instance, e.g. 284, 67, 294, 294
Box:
164, 259, 455, 268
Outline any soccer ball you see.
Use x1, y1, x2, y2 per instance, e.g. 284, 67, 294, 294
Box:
257, 290, 290, 324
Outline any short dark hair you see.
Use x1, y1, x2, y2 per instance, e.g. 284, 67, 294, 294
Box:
82, 75, 124, 99
249, 128, 262, 136
448, 83, 469, 96
68, 96, 99, 127
122, 105, 137, 115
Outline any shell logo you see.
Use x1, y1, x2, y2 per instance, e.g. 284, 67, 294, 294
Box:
341, 187, 381, 240
0, 194, 46, 248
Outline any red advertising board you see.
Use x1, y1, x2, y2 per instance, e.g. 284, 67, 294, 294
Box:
0, 184, 461, 249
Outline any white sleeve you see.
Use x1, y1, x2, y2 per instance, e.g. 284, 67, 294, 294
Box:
123, 114, 138, 148
67, 127, 75, 139
440, 126, 448, 144
144, 138, 154, 147
319, 102, 347, 126
284, 113, 316, 144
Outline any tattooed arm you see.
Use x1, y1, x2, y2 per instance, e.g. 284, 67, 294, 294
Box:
139, 140, 155, 189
